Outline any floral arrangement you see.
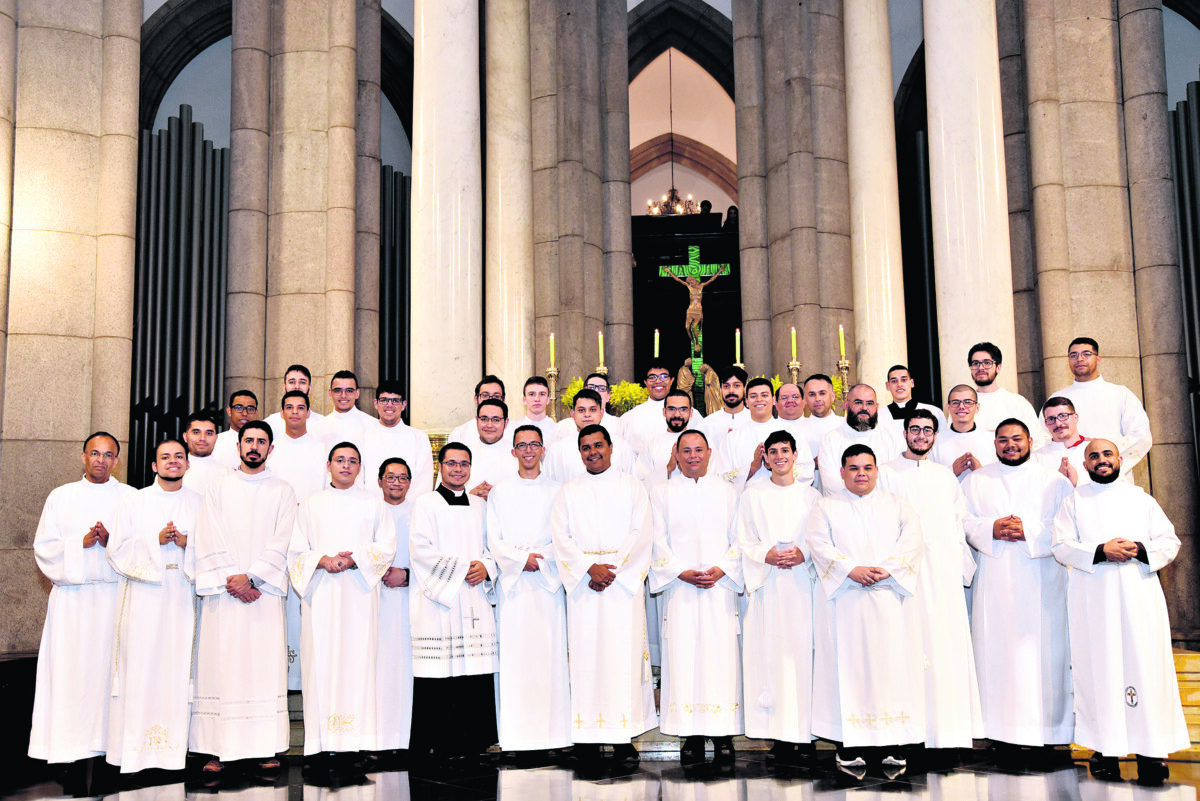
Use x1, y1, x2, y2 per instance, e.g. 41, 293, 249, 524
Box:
559, 378, 649, 415
559, 377, 584, 411
752, 374, 783, 393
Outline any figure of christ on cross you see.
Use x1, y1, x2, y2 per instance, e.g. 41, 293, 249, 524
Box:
666, 267, 726, 354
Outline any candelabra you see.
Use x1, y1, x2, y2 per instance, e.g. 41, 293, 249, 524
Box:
547, 365, 560, 422
594, 363, 608, 377
788, 360, 802, 388
837, 357, 851, 407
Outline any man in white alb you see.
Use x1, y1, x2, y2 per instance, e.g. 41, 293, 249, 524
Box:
449, 375, 507, 443
698, 366, 749, 450
545, 390, 635, 481
816, 384, 902, 495
878, 364, 946, 438
736, 430, 822, 766
182, 411, 225, 495
623, 362, 702, 456
29, 432, 136, 790
376, 457, 417, 760
212, 389, 260, 468
929, 385, 997, 481
408, 442, 498, 763
1034, 396, 1090, 487
322, 370, 375, 450
454, 398, 518, 499
551, 425, 656, 763
288, 442, 395, 763
802, 374, 844, 492
650, 431, 743, 765
1051, 337, 1153, 476
807, 444, 924, 779
486, 425, 571, 761
551, 373, 627, 443
106, 439, 202, 774
967, 342, 1044, 443
360, 380, 434, 499
878, 410, 982, 756
715, 377, 814, 489
189, 421, 297, 774
1052, 439, 1187, 784
962, 419, 1074, 760
268, 390, 328, 502
635, 389, 695, 483
511, 376, 557, 443
264, 363, 325, 438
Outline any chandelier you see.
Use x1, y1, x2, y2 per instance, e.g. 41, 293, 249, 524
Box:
646, 50, 697, 216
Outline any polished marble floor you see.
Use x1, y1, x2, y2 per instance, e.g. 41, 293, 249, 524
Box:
6, 749, 1200, 801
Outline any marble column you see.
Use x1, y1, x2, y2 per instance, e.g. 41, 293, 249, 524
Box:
530, 0, 559, 376
355, 0, 382, 399
843, 0, 906, 389
409, 0, 481, 429
786, 4, 820, 376
226, 0, 270, 405
762, 0, 793, 374
599, 0, 633, 382
325, 0, 358, 392
484, 0, 534, 386
554, 0, 588, 381
0, 0, 16, 426
923, 0, 1018, 394
577, 0, 606, 377
1118, 0, 1200, 636
732, 0, 771, 375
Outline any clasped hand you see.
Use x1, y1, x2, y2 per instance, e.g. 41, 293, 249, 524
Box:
679, 566, 725, 589
848, 566, 890, 587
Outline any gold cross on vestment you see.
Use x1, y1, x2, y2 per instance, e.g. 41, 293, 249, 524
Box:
596, 713, 606, 727
620, 714, 629, 727
574, 714, 584, 729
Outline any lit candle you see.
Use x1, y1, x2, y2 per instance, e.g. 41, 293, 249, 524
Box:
790, 326, 797, 361
598, 330, 605, 365
838, 324, 846, 359
735, 328, 742, 364
549, 333, 555, 368
654, 329, 660, 358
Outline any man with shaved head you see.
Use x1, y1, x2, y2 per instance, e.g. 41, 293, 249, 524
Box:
815, 384, 902, 495
1052, 439, 1186, 783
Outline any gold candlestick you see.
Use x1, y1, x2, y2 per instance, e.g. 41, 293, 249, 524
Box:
836, 357, 851, 408
547, 365, 560, 422
788, 360, 802, 387
595, 363, 608, 377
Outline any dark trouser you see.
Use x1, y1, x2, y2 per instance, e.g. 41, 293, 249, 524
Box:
409, 674, 497, 759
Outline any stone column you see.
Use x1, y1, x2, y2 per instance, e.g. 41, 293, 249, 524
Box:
0, 0, 16, 426
762, 0, 793, 373
786, 5, 820, 376
1118, 0, 1200, 637
554, 0, 588, 380
923, 0, 1018, 393
325, 0, 358, 391
599, 0, 633, 382
530, 0, 559, 376
577, 0, 606, 377
842, 0, 906, 388
484, 0, 535, 385
732, 0, 771, 375
409, 0, 482, 429
355, 0, 382, 398
226, 0, 270, 405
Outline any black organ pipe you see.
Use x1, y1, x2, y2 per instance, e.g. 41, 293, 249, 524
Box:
1169, 81, 1200, 482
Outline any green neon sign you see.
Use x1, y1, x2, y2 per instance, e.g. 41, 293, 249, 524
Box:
659, 245, 731, 278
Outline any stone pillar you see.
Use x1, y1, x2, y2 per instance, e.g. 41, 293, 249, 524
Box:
530, 0, 559, 378
732, 0, 771, 375
599, 0, 633, 382
409, 0, 482, 429
226, 0, 270, 405
786, 5, 820, 376
355, 0, 382, 399
842, 0, 906, 388
1118, 0, 1200, 638
577, 0, 606, 378
484, 0, 535, 386
923, 0, 1018, 394
762, 0, 793, 373
0, 0, 16, 427
326, 0, 358, 390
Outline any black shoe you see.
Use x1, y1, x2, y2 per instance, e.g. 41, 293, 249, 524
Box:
1088, 753, 1122, 781
679, 736, 705, 766
766, 741, 795, 763
612, 743, 640, 764
713, 736, 736, 764
568, 743, 602, 763
1136, 755, 1169, 785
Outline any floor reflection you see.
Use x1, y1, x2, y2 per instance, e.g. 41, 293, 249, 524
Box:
9, 752, 1200, 801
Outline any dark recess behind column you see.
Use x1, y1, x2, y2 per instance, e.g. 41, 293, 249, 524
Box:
1169, 81, 1200, 483
379, 166, 412, 423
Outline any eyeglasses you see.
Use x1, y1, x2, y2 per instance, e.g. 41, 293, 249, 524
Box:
477, 391, 503, 400
382, 475, 410, 484
231, 404, 257, 413
969, 359, 996, 369
1068, 351, 1096, 361
514, 442, 543, 452
646, 373, 671, 381
442, 460, 471, 469
87, 450, 118, 460
948, 399, 978, 409
1043, 412, 1076, 425
585, 384, 609, 393
477, 415, 505, 425
330, 388, 357, 396
377, 397, 404, 406
906, 425, 935, 436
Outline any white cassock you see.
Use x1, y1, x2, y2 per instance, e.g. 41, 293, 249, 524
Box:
807, 488, 925, 748
182, 454, 228, 496
1052, 376, 1152, 473
264, 409, 325, 442
962, 460, 1074, 746
1051, 481, 1189, 758
511, 415, 558, 445
621, 398, 704, 457
544, 430, 636, 483
266, 430, 326, 691
288, 487, 396, 754
322, 407, 375, 451
736, 479, 821, 743
697, 407, 749, 452
486, 473, 572, 750
360, 420, 435, 500
635, 429, 685, 485
188, 468, 297, 761
408, 489, 498, 677
106, 483, 202, 772
879, 457, 983, 749
377, 498, 415, 750
713, 419, 815, 491
551, 469, 657, 742
928, 425, 998, 481
801, 413, 845, 494
878, 401, 946, 440
975, 388, 1046, 444
212, 428, 241, 469
649, 475, 744, 737
816, 424, 903, 496
28, 476, 136, 764
1034, 437, 1091, 488
451, 432, 519, 491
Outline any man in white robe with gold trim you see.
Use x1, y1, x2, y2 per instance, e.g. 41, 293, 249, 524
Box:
106, 439, 202, 773
1052, 438, 1188, 784
713, 377, 814, 490
376, 456, 417, 757
551, 424, 656, 763
650, 430, 743, 765
807, 443, 924, 779
288, 442, 395, 760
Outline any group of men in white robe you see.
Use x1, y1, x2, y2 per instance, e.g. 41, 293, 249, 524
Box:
26, 334, 1188, 787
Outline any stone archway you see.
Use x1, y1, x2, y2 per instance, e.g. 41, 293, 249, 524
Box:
628, 0, 734, 100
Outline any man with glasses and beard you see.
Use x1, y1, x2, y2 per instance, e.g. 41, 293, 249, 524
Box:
623, 362, 703, 457
961, 419, 1074, 765
967, 342, 1044, 444
1051, 439, 1187, 784
636, 389, 698, 483
360, 380, 434, 500
816, 384, 902, 495
1034, 397, 1091, 487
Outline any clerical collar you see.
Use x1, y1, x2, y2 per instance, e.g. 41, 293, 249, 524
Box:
888, 399, 917, 418
436, 484, 470, 506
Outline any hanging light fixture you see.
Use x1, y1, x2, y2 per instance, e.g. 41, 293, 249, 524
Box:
647, 50, 698, 216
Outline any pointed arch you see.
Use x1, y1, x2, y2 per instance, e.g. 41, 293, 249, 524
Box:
628, 0, 734, 100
